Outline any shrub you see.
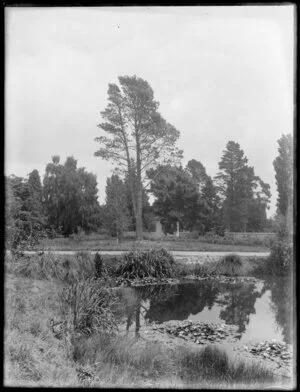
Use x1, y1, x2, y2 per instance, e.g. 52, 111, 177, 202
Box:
214, 254, 243, 276
268, 235, 293, 275
59, 279, 117, 336
116, 248, 175, 279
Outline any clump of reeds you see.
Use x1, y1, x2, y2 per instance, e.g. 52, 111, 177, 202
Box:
116, 248, 176, 279
59, 279, 117, 336
214, 254, 243, 276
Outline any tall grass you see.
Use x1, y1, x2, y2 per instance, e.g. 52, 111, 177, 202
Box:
175, 262, 216, 278
214, 254, 243, 276
116, 248, 176, 279
176, 345, 275, 384
59, 279, 117, 336
70, 333, 278, 388
8, 252, 96, 283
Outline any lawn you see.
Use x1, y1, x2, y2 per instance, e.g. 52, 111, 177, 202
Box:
38, 233, 270, 252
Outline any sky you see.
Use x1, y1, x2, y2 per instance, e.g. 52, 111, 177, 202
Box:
5, 5, 294, 217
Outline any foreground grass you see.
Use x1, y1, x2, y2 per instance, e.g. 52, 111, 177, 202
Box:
38, 236, 269, 252
4, 258, 291, 388
4, 275, 78, 386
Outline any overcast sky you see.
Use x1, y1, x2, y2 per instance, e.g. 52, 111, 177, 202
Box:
5, 5, 294, 217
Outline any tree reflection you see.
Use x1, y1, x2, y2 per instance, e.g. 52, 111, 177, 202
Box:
263, 277, 294, 344
216, 282, 263, 335
113, 279, 290, 343
143, 281, 219, 323
113, 284, 177, 338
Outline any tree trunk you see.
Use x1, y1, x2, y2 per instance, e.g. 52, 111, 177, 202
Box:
135, 128, 143, 241
135, 185, 143, 241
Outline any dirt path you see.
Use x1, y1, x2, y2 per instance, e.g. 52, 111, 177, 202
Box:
20, 250, 269, 256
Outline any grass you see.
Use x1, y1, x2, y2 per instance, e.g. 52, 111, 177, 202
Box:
4, 275, 78, 387
6, 251, 96, 283
116, 248, 176, 279
214, 254, 243, 276
59, 279, 117, 335
38, 234, 269, 252
5, 249, 266, 288
4, 254, 292, 388
175, 345, 275, 385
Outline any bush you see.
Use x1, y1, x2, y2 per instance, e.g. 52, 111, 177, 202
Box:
214, 254, 243, 276
116, 248, 176, 279
268, 235, 293, 275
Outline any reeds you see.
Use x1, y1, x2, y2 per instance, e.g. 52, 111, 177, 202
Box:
59, 279, 117, 335
116, 248, 176, 279
9, 252, 96, 283
214, 254, 243, 276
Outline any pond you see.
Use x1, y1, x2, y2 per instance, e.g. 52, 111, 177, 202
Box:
113, 277, 294, 346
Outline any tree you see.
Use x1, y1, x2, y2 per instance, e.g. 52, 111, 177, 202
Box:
247, 178, 271, 231
185, 159, 208, 191
43, 156, 101, 236
5, 173, 45, 250
216, 141, 271, 232
77, 168, 101, 233
148, 165, 205, 234
123, 173, 155, 232
200, 176, 223, 234
273, 134, 293, 230
94, 75, 182, 240
104, 174, 130, 242
43, 155, 63, 231
27, 169, 46, 231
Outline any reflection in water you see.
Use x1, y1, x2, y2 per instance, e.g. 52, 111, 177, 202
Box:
263, 277, 293, 344
144, 282, 219, 323
216, 282, 262, 335
113, 277, 293, 344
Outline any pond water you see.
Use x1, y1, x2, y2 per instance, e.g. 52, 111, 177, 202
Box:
113, 277, 294, 345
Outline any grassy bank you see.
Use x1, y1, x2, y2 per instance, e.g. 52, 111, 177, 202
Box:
5, 250, 265, 285
5, 270, 285, 388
